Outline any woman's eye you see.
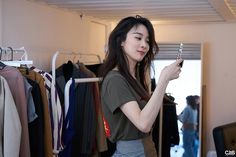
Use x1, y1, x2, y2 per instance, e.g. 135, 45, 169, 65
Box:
135, 37, 141, 40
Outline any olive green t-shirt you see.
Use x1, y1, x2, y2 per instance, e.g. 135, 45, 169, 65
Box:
101, 70, 148, 143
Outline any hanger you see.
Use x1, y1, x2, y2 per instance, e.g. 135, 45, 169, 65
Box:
0, 47, 2, 60
0, 47, 6, 70
52, 51, 102, 86
0, 47, 33, 67
163, 93, 176, 105
19, 64, 29, 75
7, 47, 14, 61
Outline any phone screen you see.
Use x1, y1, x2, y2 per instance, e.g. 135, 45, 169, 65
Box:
177, 43, 184, 67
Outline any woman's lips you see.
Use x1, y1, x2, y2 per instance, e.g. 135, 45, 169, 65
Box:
137, 50, 145, 55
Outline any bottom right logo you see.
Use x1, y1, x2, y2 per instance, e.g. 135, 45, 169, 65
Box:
225, 150, 236, 156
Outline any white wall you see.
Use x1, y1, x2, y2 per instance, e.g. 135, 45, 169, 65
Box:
89, 21, 107, 61
154, 23, 236, 156
2, 0, 110, 70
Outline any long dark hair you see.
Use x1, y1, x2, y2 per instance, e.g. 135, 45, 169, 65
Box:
186, 95, 197, 110
99, 16, 159, 101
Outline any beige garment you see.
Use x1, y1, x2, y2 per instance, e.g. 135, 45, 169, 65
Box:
143, 135, 158, 157
0, 66, 31, 157
0, 75, 21, 157
19, 69, 53, 157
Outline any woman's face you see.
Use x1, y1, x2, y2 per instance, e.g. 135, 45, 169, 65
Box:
121, 24, 150, 65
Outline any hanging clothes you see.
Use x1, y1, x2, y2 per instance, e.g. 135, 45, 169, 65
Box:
85, 63, 102, 76
59, 78, 76, 157
55, 61, 107, 157
70, 75, 96, 157
78, 63, 108, 153
30, 66, 64, 155
55, 62, 96, 157
27, 78, 45, 157
152, 94, 180, 157
23, 77, 38, 123
53, 61, 78, 109
0, 66, 31, 157
19, 68, 53, 157
0, 75, 21, 157
84, 63, 115, 157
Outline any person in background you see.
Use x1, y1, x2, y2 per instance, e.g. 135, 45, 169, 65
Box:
99, 15, 183, 157
193, 95, 200, 157
178, 95, 198, 157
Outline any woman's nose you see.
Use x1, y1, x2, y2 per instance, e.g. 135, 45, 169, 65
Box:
141, 40, 148, 49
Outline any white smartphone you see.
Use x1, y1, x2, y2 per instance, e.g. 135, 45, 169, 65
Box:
177, 43, 184, 67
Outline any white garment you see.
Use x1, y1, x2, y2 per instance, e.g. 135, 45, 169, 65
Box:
0, 75, 21, 157
207, 150, 217, 157
30, 67, 63, 154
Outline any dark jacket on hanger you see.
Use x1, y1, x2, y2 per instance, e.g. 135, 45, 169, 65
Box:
152, 94, 180, 157
85, 63, 102, 76
27, 78, 45, 157
55, 62, 97, 157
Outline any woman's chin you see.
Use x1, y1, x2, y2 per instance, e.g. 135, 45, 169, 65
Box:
137, 56, 145, 62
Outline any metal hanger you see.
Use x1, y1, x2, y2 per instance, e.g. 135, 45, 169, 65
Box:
0, 47, 6, 70
7, 47, 14, 61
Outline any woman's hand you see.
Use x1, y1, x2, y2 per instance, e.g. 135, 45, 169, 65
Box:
159, 59, 183, 82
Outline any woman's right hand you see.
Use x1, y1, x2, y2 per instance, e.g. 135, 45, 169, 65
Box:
159, 59, 183, 82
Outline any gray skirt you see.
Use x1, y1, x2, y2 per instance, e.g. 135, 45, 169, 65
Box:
112, 139, 145, 157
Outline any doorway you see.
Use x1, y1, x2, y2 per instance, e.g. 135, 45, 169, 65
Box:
151, 42, 202, 157
151, 60, 201, 157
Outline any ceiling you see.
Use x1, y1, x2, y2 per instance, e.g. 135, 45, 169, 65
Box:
31, 0, 236, 24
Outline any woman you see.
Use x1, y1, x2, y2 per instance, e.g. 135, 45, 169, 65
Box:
99, 15, 183, 156
178, 96, 198, 157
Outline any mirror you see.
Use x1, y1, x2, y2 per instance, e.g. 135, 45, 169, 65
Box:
151, 43, 202, 157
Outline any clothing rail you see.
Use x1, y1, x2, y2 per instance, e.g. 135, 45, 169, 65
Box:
0, 46, 33, 67
52, 51, 102, 87
64, 77, 102, 117
78, 53, 102, 63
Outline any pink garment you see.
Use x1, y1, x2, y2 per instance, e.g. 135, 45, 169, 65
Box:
0, 66, 31, 157
0, 76, 21, 157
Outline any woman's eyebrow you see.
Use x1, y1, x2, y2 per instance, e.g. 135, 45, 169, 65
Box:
132, 32, 149, 39
132, 32, 143, 36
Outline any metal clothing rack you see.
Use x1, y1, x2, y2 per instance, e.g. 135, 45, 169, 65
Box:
52, 51, 102, 87
64, 77, 102, 116
51, 51, 103, 116
0, 46, 33, 67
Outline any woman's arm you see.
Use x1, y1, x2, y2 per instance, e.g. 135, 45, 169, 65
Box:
120, 59, 183, 133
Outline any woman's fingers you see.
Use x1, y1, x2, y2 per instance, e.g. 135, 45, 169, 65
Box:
176, 59, 184, 67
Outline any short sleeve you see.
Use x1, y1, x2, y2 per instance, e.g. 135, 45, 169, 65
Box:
102, 74, 136, 113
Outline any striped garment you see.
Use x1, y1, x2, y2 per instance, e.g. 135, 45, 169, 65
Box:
30, 66, 63, 156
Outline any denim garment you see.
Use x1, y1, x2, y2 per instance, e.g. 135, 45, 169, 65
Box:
182, 130, 196, 157
112, 139, 145, 157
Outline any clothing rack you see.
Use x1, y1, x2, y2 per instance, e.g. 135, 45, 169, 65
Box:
64, 77, 102, 116
52, 51, 103, 116
52, 51, 103, 117
0, 46, 33, 67
52, 51, 102, 87
77, 53, 102, 63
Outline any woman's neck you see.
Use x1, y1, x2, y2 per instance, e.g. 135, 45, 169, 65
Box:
129, 63, 137, 79
125, 55, 138, 79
